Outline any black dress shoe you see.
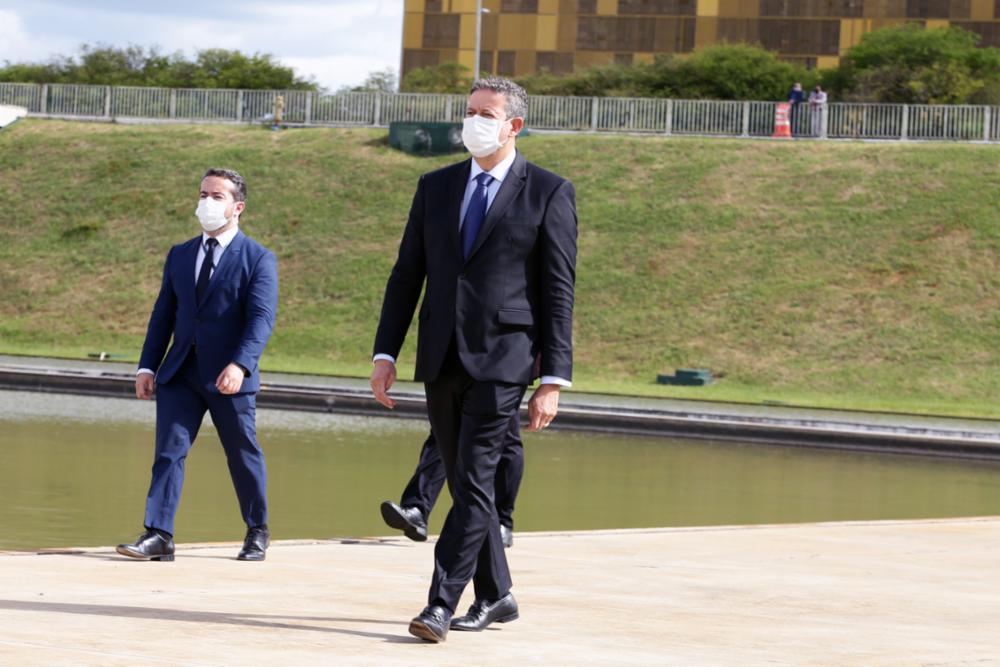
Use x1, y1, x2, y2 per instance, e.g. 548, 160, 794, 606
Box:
237, 526, 269, 561
380, 501, 428, 542
409, 605, 452, 642
500, 523, 513, 549
450, 593, 518, 631
116, 530, 175, 562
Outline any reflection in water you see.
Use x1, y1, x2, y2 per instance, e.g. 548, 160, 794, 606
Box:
1, 390, 999, 550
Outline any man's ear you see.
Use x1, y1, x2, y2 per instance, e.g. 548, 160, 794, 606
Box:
509, 116, 525, 137
234, 201, 246, 217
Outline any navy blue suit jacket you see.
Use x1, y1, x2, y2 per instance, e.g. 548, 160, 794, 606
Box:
139, 230, 278, 394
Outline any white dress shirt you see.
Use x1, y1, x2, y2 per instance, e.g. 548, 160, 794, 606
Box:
194, 224, 240, 282
375, 152, 570, 388
137, 225, 240, 377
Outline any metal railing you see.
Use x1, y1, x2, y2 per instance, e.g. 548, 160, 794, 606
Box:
1, 81, 997, 143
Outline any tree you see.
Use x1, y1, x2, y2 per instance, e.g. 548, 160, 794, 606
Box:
0, 44, 318, 90
401, 62, 471, 93
516, 43, 815, 100
0, 61, 65, 84
188, 49, 314, 90
74, 44, 150, 86
825, 25, 1000, 104
669, 44, 817, 100
346, 67, 397, 93
517, 61, 641, 97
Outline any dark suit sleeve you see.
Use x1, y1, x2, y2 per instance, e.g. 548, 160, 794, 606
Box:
138, 247, 177, 373
232, 250, 278, 375
538, 180, 578, 381
373, 175, 428, 360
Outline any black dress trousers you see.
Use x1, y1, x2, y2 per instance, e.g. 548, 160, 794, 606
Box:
423, 343, 526, 611
400, 415, 524, 528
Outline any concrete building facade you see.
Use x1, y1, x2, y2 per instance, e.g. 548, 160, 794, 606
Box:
401, 0, 1000, 77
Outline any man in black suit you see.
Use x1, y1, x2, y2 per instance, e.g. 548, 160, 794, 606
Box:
371, 76, 577, 642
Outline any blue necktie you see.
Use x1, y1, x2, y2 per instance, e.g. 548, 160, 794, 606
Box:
462, 173, 494, 259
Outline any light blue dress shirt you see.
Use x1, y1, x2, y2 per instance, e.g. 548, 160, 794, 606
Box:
459, 149, 516, 228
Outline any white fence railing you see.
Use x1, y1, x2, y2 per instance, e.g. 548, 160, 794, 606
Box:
1, 82, 997, 143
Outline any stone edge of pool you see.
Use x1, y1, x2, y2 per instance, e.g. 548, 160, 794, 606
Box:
5, 516, 1000, 556
2, 361, 1000, 459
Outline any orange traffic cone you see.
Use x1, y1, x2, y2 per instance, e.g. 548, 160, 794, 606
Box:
773, 102, 792, 139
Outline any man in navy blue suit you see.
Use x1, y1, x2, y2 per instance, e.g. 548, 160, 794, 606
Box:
117, 168, 279, 563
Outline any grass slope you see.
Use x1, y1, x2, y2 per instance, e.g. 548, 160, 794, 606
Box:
1, 120, 999, 416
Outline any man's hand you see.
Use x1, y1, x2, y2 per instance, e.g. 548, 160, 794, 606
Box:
135, 374, 156, 400
216, 363, 245, 395
527, 383, 560, 431
371, 359, 397, 409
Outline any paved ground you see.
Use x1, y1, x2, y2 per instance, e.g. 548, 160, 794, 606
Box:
1, 518, 998, 665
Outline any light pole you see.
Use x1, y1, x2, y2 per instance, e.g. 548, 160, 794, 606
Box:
473, 1, 490, 80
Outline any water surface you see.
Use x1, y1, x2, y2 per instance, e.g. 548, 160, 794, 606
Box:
1, 390, 998, 550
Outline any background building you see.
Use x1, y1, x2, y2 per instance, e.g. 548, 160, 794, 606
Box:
401, 0, 1000, 77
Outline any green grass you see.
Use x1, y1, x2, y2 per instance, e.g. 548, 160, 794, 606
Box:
2, 119, 1000, 417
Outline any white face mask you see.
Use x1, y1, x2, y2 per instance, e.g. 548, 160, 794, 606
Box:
462, 114, 510, 158
195, 197, 232, 232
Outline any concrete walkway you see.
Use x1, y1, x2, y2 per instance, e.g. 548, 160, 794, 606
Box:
1, 518, 998, 665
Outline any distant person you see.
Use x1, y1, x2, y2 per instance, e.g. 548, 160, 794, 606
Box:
371, 76, 577, 642
380, 414, 524, 549
809, 85, 828, 137
116, 168, 278, 563
787, 82, 805, 136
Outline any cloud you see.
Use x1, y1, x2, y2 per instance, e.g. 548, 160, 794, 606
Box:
0, 9, 76, 63
0, 10, 28, 56
0, 1, 403, 90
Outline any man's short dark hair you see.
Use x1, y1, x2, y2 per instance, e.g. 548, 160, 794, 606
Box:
469, 76, 528, 120
202, 168, 246, 202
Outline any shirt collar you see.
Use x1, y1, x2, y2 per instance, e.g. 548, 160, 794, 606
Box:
469, 150, 517, 185
202, 223, 239, 249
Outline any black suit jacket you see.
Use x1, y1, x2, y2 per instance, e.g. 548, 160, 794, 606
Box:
374, 151, 577, 386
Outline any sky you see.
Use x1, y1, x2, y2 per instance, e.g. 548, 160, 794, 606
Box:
0, 0, 404, 91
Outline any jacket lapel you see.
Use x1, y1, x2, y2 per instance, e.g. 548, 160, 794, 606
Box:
465, 152, 527, 263
180, 237, 200, 305
197, 230, 245, 309
448, 159, 471, 261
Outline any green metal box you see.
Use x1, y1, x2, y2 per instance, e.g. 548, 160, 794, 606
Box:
388, 122, 465, 156
657, 368, 715, 386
